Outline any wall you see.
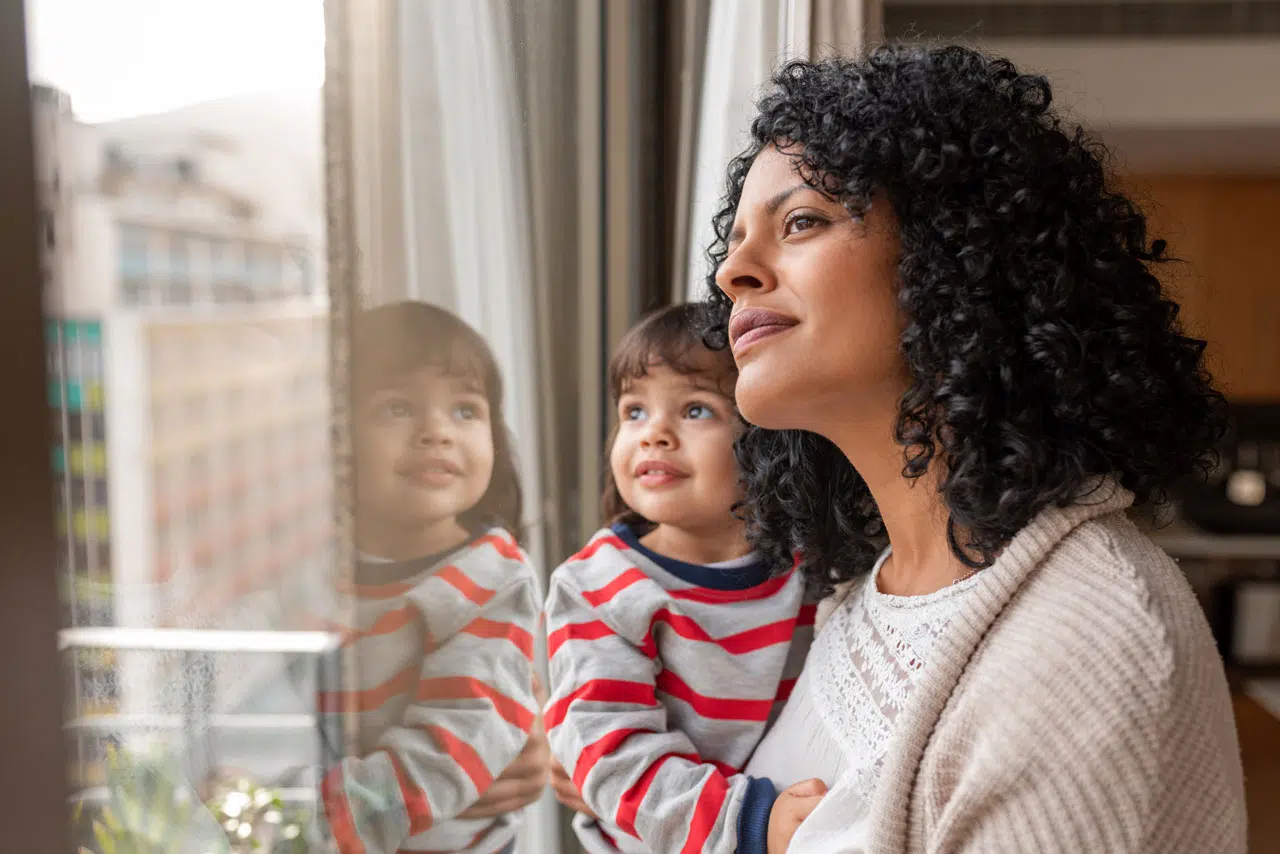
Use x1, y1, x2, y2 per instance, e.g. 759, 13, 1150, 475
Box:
981, 39, 1280, 130
1124, 174, 1280, 401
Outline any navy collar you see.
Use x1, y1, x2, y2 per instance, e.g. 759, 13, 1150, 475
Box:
611, 522, 772, 590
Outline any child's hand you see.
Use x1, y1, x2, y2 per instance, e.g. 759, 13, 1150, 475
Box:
550, 756, 598, 820
459, 674, 551, 819
768, 778, 828, 854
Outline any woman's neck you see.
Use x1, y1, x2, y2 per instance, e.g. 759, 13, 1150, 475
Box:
357, 515, 471, 562
825, 410, 972, 596
640, 521, 752, 566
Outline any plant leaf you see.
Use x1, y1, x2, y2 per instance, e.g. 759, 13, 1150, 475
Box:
92, 820, 116, 854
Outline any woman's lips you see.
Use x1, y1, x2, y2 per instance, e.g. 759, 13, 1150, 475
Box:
729, 308, 797, 356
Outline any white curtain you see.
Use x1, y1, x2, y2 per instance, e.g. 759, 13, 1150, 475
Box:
681, 0, 880, 302
393, 3, 557, 852
393, 1, 547, 567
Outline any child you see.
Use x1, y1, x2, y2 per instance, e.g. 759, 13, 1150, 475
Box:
316, 302, 541, 854
544, 304, 817, 854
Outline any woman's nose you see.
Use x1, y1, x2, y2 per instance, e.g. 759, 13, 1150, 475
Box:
715, 238, 775, 300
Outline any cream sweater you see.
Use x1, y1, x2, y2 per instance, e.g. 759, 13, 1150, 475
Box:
802, 480, 1247, 853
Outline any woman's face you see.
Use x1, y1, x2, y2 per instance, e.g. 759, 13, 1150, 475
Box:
715, 146, 907, 433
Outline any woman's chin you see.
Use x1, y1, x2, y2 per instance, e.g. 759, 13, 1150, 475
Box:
734, 370, 802, 430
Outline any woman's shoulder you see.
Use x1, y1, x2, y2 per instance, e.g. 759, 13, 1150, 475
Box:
912, 510, 1244, 849
1022, 511, 1205, 644
978, 509, 1221, 706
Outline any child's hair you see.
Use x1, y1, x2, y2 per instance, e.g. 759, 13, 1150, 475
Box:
601, 303, 739, 528
353, 301, 523, 539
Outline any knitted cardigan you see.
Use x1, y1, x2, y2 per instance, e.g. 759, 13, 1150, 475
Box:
805, 479, 1247, 853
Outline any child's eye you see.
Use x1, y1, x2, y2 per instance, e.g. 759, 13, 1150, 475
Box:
379, 399, 413, 419
453, 403, 479, 421
685, 403, 716, 420
623, 404, 647, 421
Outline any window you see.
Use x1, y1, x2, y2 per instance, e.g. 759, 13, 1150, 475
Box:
168, 233, 191, 304
246, 243, 281, 295
118, 224, 149, 302
210, 238, 242, 302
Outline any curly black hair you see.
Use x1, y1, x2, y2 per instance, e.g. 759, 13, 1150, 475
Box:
701, 44, 1226, 596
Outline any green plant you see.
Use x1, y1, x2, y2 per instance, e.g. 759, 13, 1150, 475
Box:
72, 747, 312, 854
205, 775, 311, 853
71, 744, 229, 854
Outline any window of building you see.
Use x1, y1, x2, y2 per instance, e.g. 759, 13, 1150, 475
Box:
118, 224, 150, 303
168, 233, 191, 304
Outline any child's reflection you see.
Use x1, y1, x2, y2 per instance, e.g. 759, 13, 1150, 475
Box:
314, 302, 546, 854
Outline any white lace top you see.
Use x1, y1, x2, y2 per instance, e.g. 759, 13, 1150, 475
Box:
745, 549, 983, 851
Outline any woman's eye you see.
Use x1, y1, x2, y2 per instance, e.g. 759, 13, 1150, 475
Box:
784, 213, 825, 236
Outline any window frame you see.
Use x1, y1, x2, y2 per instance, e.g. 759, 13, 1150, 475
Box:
0, 1, 72, 849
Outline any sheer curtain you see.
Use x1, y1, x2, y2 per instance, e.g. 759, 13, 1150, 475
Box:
337, 1, 569, 850
680, 0, 881, 303
396, 0, 547, 568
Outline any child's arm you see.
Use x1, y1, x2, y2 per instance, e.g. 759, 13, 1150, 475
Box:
544, 574, 777, 854
319, 555, 539, 853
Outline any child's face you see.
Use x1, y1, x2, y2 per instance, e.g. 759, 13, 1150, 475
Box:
610, 356, 742, 534
355, 366, 495, 533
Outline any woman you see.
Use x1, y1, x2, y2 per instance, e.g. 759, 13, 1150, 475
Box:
558, 45, 1247, 853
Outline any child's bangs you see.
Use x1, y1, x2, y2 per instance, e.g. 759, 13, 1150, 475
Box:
608, 304, 735, 401
354, 304, 500, 399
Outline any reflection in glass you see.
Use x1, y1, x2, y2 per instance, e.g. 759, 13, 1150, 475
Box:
30, 1, 333, 850
310, 303, 540, 853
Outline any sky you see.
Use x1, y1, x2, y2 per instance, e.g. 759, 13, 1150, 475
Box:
25, 0, 325, 122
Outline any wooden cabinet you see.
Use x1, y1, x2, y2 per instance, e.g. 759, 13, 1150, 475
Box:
1122, 175, 1280, 402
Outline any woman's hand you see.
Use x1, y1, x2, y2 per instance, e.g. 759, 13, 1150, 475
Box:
459, 675, 552, 819
767, 778, 828, 854
549, 757, 597, 820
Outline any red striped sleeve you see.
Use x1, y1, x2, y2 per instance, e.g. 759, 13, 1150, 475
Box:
377, 749, 433, 835
544, 679, 658, 730
581, 567, 650, 607
615, 753, 683, 838
573, 727, 650, 790
614, 753, 737, 838
548, 620, 621, 658
417, 676, 535, 732
681, 773, 730, 854
320, 766, 367, 854
656, 670, 775, 721
436, 564, 496, 606
460, 616, 534, 660
798, 603, 818, 626
317, 664, 417, 714
424, 724, 494, 794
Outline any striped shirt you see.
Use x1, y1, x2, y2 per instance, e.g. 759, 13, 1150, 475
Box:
545, 524, 815, 854
316, 528, 540, 854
